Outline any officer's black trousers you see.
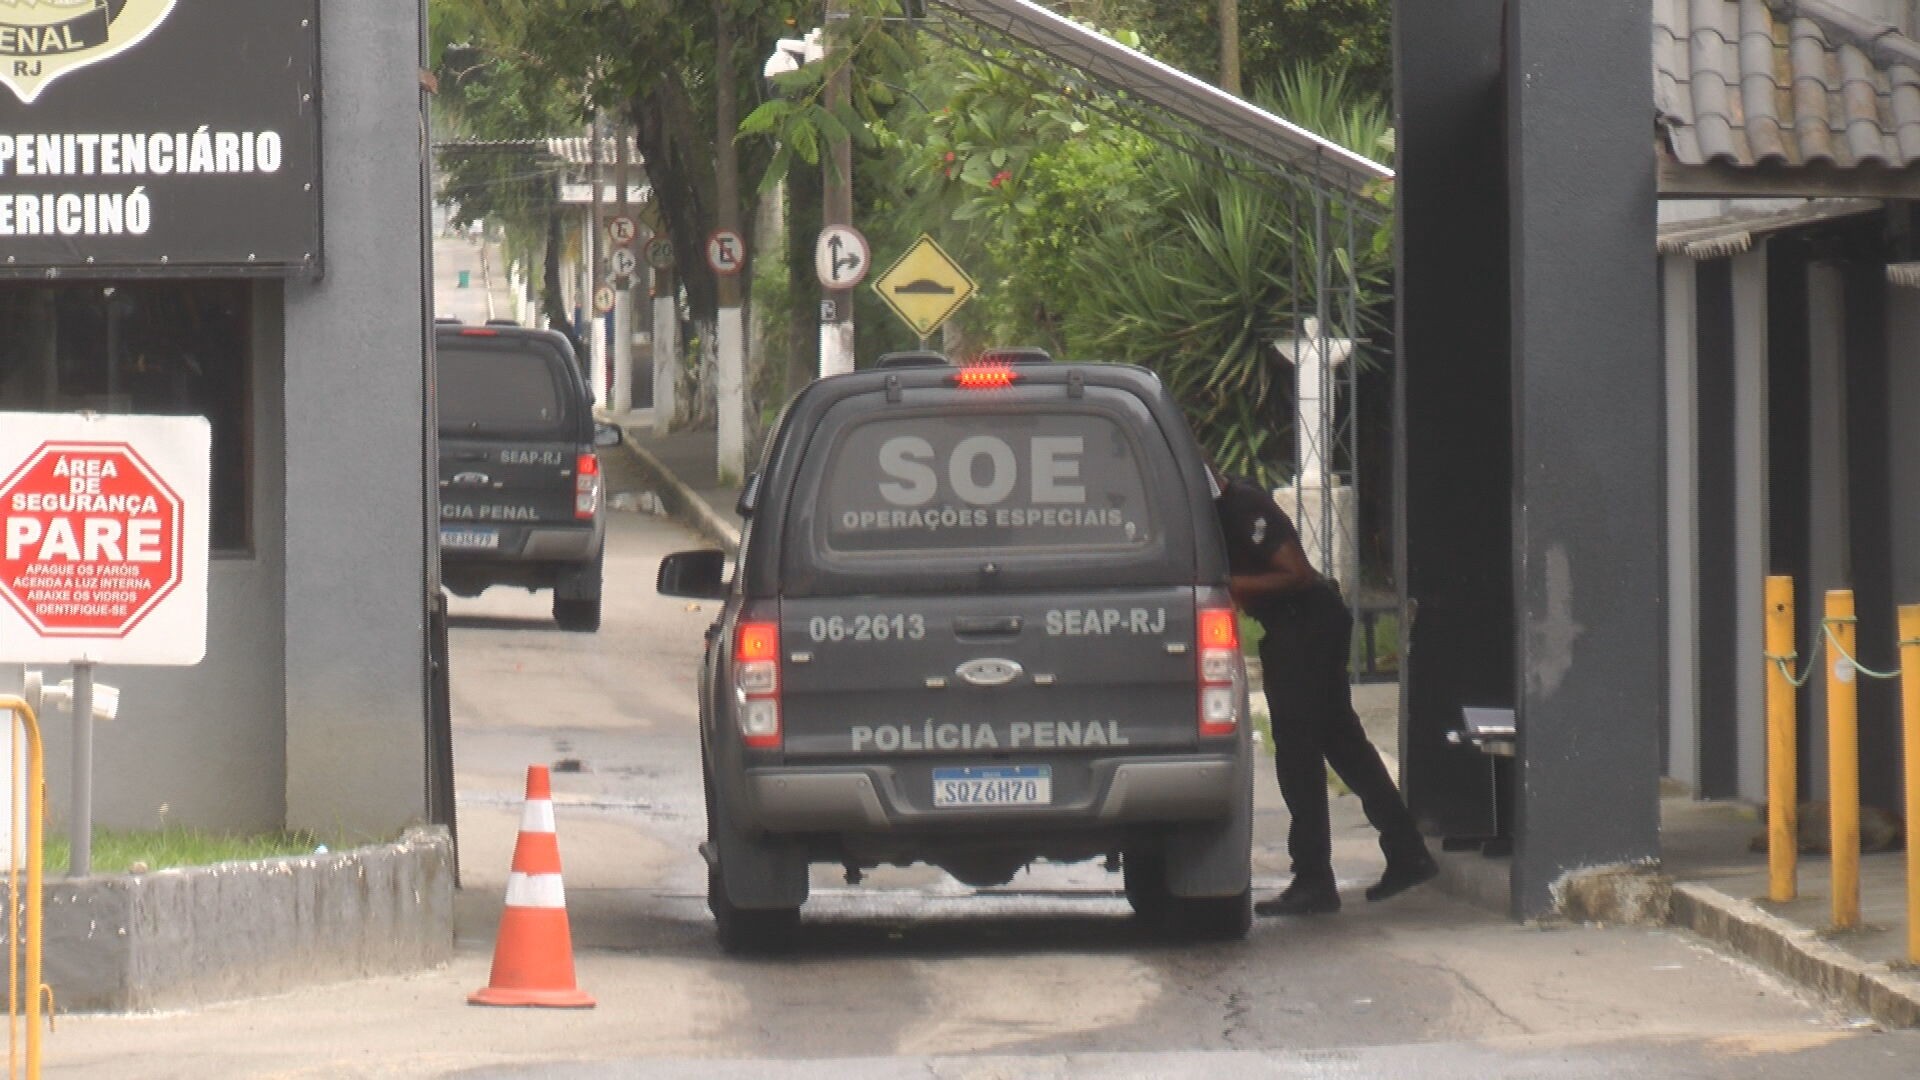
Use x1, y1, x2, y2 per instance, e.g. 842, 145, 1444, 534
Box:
1256, 584, 1424, 884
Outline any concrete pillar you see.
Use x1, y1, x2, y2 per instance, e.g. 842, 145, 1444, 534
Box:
1732, 247, 1770, 801
282, 3, 430, 836
1663, 255, 1701, 790
1505, 0, 1662, 916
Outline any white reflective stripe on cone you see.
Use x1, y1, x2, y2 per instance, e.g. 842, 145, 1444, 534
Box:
504, 872, 567, 910
520, 799, 556, 835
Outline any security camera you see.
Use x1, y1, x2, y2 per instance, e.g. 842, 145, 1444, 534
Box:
764, 49, 801, 78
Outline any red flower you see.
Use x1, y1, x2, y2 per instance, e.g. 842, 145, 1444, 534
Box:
944, 151, 955, 163
989, 169, 1012, 188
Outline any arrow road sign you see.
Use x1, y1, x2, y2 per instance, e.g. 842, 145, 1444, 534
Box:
815, 225, 870, 289
610, 248, 638, 280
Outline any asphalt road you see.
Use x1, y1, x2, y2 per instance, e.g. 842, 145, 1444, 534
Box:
48, 446, 1920, 1077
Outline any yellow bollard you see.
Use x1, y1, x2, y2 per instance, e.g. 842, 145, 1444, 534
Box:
0, 697, 44, 1080
1765, 577, 1798, 902
1826, 591, 1862, 930
1901, 605, 1920, 964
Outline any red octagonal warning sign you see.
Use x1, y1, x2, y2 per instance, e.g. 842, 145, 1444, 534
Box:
0, 442, 183, 639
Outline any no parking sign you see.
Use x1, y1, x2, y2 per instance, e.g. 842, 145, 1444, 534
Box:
0, 413, 209, 665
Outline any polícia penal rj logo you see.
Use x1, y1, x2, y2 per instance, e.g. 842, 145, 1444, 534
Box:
0, 0, 180, 105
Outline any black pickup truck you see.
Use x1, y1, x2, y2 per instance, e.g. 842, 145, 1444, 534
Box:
659, 357, 1254, 951
435, 324, 607, 632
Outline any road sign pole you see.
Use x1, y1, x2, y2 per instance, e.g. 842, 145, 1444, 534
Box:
821, 0, 856, 378
69, 659, 93, 878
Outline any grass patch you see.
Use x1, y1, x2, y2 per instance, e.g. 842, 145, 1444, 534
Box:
42, 827, 344, 875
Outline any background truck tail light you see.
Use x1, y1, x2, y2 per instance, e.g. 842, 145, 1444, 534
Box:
734, 620, 782, 748
1196, 605, 1243, 738
575, 453, 601, 519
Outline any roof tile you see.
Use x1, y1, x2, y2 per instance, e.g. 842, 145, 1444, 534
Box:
1656, 0, 1920, 170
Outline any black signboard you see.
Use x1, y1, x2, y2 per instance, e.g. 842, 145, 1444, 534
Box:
0, 0, 321, 277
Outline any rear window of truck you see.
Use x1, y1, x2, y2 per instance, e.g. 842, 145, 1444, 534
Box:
815, 411, 1157, 556
437, 339, 571, 438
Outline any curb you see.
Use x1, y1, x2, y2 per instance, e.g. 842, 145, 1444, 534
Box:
44, 825, 454, 1013
1669, 882, 1920, 1027
616, 427, 741, 553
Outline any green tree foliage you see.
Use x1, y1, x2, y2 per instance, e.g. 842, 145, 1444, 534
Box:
431, 3, 583, 337
802, 21, 1393, 480
1095, 0, 1393, 100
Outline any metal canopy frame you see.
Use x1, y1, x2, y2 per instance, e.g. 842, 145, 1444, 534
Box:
914, 0, 1384, 603
921, 0, 1391, 201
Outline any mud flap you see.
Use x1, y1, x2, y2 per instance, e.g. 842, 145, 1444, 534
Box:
1165, 751, 1253, 898
708, 779, 809, 909
554, 544, 604, 600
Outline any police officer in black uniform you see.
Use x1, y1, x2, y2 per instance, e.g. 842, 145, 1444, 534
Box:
1211, 466, 1437, 915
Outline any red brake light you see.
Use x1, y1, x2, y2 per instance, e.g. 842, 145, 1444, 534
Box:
1198, 608, 1239, 650
953, 364, 1019, 390
736, 621, 779, 663
574, 453, 601, 519
734, 620, 782, 749
1197, 605, 1243, 739
457, 328, 501, 337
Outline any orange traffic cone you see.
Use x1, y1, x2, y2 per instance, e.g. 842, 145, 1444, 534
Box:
469, 765, 596, 1008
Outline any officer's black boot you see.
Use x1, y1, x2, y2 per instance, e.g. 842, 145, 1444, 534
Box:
1255, 876, 1341, 916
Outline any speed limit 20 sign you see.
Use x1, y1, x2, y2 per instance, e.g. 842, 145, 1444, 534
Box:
0, 414, 210, 665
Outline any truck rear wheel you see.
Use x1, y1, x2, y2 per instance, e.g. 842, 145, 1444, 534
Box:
1123, 849, 1170, 925
552, 595, 601, 633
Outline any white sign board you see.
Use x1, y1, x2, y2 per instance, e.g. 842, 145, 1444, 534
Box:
706, 230, 745, 276
815, 224, 870, 289
0, 413, 210, 666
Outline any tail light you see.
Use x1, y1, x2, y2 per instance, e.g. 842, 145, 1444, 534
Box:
574, 453, 601, 519
1196, 605, 1243, 738
734, 620, 782, 749
952, 364, 1019, 390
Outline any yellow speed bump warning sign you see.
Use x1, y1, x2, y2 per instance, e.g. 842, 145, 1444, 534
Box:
872, 234, 977, 338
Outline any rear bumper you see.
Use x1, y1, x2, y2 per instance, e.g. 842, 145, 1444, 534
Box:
743, 755, 1239, 833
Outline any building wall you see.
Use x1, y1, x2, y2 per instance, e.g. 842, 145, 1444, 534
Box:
6, 288, 289, 834
282, 2, 431, 837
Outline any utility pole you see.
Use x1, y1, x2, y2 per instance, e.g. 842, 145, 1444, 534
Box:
1218, 0, 1241, 96
820, 0, 856, 377
714, 3, 748, 480
587, 113, 609, 401
652, 244, 679, 437
612, 121, 634, 412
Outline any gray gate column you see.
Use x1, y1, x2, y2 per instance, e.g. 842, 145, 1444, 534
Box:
1505, 1, 1662, 916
